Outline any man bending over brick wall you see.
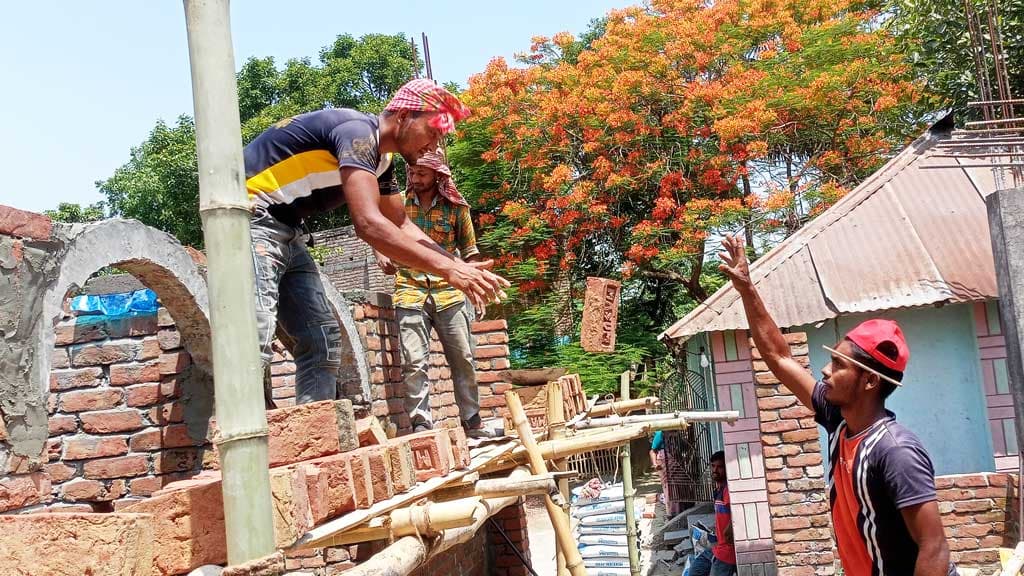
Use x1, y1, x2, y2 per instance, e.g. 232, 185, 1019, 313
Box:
718, 235, 956, 576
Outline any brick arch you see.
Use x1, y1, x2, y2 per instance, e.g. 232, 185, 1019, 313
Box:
6, 219, 213, 466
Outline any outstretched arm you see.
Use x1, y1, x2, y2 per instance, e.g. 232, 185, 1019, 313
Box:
718, 235, 817, 409
902, 502, 951, 576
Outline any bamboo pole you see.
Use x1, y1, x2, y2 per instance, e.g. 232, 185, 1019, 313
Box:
547, 381, 571, 576
434, 473, 556, 501
587, 397, 661, 418
573, 410, 739, 430
182, 0, 275, 564
505, 391, 588, 576
480, 425, 650, 474
619, 372, 641, 576
321, 497, 483, 546
342, 469, 536, 576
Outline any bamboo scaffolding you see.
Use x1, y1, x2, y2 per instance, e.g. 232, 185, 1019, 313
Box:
505, 391, 587, 576
182, 0, 275, 564
547, 381, 571, 576
587, 397, 661, 418
619, 372, 641, 576
572, 410, 739, 430
324, 497, 484, 546
433, 473, 557, 501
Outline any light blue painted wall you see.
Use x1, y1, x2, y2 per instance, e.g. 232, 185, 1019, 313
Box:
794, 303, 994, 476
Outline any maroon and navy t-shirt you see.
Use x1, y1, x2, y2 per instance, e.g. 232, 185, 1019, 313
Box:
812, 382, 957, 576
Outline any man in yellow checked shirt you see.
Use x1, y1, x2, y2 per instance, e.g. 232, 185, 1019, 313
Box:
373, 150, 498, 438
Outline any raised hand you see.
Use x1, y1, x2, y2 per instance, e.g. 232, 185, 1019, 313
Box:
718, 234, 752, 289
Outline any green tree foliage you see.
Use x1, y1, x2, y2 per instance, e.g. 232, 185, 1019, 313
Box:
888, 0, 1023, 113
44, 201, 106, 223
98, 33, 420, 247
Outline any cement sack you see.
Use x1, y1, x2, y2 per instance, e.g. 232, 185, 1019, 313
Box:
578, 534, 629, 547
576, 524, 629, 536
584, 557, 632, 569
572, 483, 624, 505
579, 544, 629, 559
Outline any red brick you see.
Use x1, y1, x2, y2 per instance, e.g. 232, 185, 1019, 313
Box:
476, 345, 509, 359
758, 395, 797, 410
129, 476, 164, 497
109, 361, 161, 386
64, 435, 129, 460
406, 429, 452, 482
48, 414, 78, 435
123, 477, 226, 574
159, 424, 204, 448
60, 478, 105, 501
125, 383, 161, 407
69, 340, 150, 367
0, 473, 51, 512
0, 205, 52, 240
0, 512, 155, 575
50, 367, 103, 391
309, 453, 357, 517
471, 319, 508, 333
60, 388, 124, 413
386, 440, 416, 494
82, 455, 149, 479
260, 399, 357, 467
269, 467, 313, 548
954, 500, 994, 513
52, 348, 70, 369
762, 419, 800, 433
154, 448, 201, 474
346, 450, 374, 509
79, 409, 144, 434
156, 328, 181, 350
448, 426, 472, 470
786, 453, 822, 468
934, 476, 957, 489
129, 428, 162, 452
149, 402, 185, 425
781, 428, 821, 443
45, 462, 77, 483
362, 445, 394, 503
159, 351, 191, 375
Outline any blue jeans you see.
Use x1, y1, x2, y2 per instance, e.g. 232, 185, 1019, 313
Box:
710, 558, 737, 576
250, 207, 341, 404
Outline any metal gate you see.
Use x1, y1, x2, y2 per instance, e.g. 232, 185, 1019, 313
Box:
659, 368, 716, 507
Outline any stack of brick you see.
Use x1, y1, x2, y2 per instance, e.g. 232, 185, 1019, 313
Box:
752, 332, 836, 576
486, 497, 533, 576
936, 472, 1018, 572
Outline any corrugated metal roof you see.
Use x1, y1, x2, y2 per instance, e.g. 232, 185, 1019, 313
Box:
659, 124, 999, 344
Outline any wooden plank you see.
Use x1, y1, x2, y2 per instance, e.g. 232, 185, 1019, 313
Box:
293, 441, 517, 549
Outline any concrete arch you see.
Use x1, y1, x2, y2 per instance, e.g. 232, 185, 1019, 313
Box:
3, 218, 370, 465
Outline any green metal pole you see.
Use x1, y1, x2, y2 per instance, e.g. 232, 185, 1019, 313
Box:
182, 0, 276, 565
620, 371, 641, 576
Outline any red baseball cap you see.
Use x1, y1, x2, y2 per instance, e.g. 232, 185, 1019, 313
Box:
845, 319, 910, 373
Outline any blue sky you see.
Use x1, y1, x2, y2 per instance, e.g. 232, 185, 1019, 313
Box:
1, 1, 629, 214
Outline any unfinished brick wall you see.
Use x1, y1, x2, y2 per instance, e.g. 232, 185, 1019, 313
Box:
751, 332, 835, 576
313, 226, 395, 294
938, 472, 1019, 572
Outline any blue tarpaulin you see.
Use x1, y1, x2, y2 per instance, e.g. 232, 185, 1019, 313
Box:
70, 288, 159, 316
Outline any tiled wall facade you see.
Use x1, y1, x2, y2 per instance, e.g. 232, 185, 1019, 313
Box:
972, 301, 1020, 472
710, 330, 777, 574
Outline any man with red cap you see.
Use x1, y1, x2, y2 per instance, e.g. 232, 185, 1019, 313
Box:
718, 235, 956, 576
244, 79, 509, 407
374, 149, 497, 437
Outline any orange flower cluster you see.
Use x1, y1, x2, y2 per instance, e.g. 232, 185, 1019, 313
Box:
455, 0, 925, 292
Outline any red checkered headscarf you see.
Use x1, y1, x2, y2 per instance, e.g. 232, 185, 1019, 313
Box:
384, 79, 471, 134
415, 149, 468, 207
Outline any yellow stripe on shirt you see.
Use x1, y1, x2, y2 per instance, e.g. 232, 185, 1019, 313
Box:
246, 149, 340, 199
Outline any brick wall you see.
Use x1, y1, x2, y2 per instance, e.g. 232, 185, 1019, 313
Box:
410, 528, 489, 576
313, 226, 395, 293
751, 332, 835, 576
938, 472, 1019, 572
487, 499, 533, 576
10, 308, 212, 515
